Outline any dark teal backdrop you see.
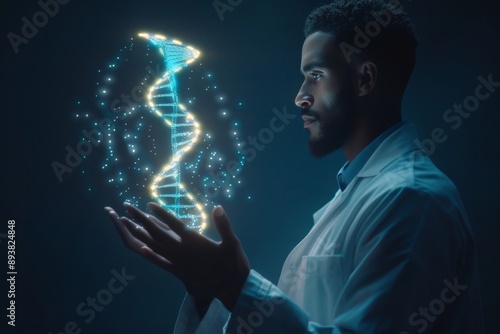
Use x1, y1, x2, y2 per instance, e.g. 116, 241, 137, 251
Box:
2, 0, 499, 333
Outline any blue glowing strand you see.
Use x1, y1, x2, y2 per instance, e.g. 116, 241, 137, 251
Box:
139, 33, 206, 231
75, 33, 248, 233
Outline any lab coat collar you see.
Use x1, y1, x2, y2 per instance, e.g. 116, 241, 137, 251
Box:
356, 122, 424, 178
312, 122, 424, 225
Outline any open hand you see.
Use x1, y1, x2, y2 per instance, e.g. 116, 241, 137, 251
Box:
105, 202, 250, 311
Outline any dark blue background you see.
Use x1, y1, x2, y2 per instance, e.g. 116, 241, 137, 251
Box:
2, 0, 499, 333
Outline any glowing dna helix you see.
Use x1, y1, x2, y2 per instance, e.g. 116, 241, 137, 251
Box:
139, 33, 207, 233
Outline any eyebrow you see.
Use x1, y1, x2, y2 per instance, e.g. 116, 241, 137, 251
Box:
301, 62, 327, 73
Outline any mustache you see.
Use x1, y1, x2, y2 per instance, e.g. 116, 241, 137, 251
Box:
301, 109, 320, 119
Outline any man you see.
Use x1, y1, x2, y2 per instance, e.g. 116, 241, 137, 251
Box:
106, 1, 484, 332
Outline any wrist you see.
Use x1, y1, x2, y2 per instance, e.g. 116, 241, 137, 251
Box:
217, 269, 250, 311
194, 296, 212, 308
194, 299, 211, 319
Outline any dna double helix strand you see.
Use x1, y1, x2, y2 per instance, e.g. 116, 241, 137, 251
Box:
139, 33, 207, 233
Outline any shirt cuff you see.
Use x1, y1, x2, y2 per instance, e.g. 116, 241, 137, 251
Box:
225, 270, 282, 330
225, 269, 310, 333
174, 294, 231, 334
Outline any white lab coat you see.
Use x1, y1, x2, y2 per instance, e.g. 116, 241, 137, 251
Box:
174, 122, 484, 333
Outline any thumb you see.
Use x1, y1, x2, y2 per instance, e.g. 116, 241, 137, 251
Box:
213, 206, 238, 245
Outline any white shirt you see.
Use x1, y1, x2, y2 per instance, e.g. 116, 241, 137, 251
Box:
174, 122, 484, 333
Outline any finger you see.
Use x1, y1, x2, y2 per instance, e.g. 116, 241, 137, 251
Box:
124, 203, 172, 232
140, 246, 175, 272
212, 206, 239, 246
147, 202, 191, 237
122, 203, 183, 259
120, 216, 154, 245
121, 216, 182, 253
150, 215, 172, 232
106, 208, 146, 252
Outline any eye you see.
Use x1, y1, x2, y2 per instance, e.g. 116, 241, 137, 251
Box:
310, 72, 322, 80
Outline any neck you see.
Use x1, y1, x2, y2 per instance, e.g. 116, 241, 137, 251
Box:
342, 113, 402, 163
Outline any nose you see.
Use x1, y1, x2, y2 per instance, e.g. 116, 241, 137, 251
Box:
295, 88, 313, 108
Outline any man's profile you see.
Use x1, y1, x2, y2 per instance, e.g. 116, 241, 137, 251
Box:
106, 0, 484, 332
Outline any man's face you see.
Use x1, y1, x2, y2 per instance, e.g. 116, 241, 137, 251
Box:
295, 31, 358, 158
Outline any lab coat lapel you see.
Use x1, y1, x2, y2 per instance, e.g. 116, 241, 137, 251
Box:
280, 124, 423, 280
311, 123, 425, 228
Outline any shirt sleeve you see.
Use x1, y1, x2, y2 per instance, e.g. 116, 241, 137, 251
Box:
222, 187, 480, 333
174, 294, 231, 334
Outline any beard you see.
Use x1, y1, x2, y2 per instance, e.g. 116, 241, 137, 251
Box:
307, 84, 357, 158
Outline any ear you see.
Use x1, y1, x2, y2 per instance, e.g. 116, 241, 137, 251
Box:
356, 61, 377, 97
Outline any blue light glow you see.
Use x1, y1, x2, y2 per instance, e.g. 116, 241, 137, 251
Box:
75, 33, 247, 233
139, 33, 207, 231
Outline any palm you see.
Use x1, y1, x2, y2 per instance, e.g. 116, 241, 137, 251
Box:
105, 203, 250, 311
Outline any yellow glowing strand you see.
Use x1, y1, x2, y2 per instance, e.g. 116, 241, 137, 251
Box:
139, 32, 205, 233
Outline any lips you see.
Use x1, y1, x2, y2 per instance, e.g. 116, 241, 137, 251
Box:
302, 115, 317, 128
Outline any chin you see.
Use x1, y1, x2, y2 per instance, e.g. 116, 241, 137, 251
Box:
308, 140, 338, 158
308, 129, 345, 158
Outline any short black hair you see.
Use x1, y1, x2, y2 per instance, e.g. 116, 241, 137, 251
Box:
304, 0, 418, 87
